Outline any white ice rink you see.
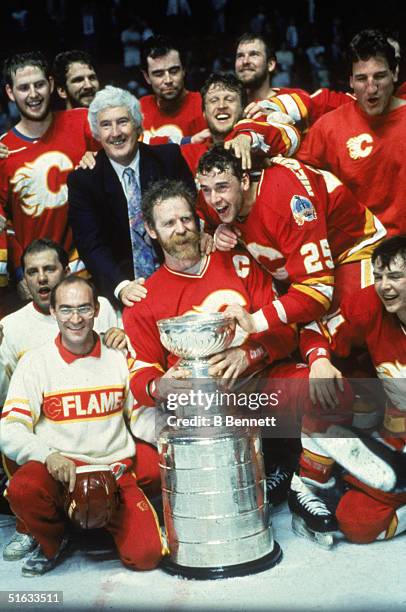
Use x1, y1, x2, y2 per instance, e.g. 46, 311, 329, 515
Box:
1, 503, 405, 612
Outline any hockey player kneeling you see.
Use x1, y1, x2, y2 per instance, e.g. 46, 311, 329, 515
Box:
289, 235, 406, 548
0, 277, 165, 576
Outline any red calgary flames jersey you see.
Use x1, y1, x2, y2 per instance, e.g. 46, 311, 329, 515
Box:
140, 91, 207, 144
198, 157, 384, 329
300, 285, 406, 419
180, 116, 301, 175
263, 88, 354, 131
0, 109, 99, 274
123, 249, 297, 406
297, 100, 406, 236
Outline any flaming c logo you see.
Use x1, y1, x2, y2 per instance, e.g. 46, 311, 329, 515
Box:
43, 396, 63, 419
346, 133, 373, 160
11, 151, 73, 217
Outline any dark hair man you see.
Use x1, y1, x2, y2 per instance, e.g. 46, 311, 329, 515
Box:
52, 50, 100, 109
297, 235, 406, 546
0, 51, 99, 298
297, 29, 406, 236
196, 146, 385, 331
1, 276, 164, 575
140, 35, 208, 145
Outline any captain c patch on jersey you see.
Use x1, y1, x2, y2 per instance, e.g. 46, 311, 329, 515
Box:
290, 195, 317, 227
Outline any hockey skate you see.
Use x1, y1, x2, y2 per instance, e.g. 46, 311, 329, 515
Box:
266, 466, 293, 507
316, 425, 406, 492
288, 474, 338, 549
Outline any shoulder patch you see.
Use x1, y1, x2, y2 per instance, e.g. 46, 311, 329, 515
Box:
290, 195, 317, 226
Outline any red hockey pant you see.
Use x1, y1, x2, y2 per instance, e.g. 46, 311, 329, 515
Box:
336, 476, 406, 543
7, 443, 163, 570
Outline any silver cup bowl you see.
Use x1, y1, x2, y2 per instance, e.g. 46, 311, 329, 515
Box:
157, 312, 235, 361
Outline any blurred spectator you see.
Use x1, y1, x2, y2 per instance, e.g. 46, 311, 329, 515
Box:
313, 52, 330, 88
286, 19, 299, 49
250, 4, 267, 35
306, 38, 326, 70
276, 41, 295, 73
121, 18, 153, 70
211, 0, 227, 34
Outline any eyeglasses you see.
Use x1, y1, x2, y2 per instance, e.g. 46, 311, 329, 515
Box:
56, 305, 94, 319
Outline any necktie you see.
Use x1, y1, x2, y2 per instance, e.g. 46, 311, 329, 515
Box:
123, 167, 157, 279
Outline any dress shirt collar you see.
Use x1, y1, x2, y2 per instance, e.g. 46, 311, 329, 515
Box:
109, 149, 140, 183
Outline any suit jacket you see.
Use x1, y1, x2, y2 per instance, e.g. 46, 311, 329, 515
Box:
68, 142, 195, 301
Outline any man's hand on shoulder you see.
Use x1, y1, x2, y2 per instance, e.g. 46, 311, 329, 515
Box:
213, 224, 240, 251
191, 128, 211, 144
200, 231, 215, 255
0, 142, 9, 159
119, 278, 148, 306
46, 452, 77, 493
76, 150, 97, 170
103, 327, 127, 350
17, 278, 32, 302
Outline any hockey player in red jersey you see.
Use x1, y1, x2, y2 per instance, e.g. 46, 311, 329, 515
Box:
122, 178, 354, 508
123, 178, 298, 404
180, 72, 301, 175
234, 32, 308, 106
196, 146, 385, 331
294, 235, 406, 546
0, 51, 100, 298
140, 35, 208, 145
297, 29, 406, 236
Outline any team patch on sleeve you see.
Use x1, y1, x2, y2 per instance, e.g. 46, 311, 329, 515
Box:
290, 195, 317, 226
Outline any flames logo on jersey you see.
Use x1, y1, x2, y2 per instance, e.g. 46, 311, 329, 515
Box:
290, 195, 317, 227
142, 124, 183, 145
346, 133, 373, 160
11, 151, 74, 217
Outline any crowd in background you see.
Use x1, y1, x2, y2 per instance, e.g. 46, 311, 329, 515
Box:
0, 0, 403, 131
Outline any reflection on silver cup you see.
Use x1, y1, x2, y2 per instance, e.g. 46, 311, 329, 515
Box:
157, 312, 282, 579
157, 312, 235, 378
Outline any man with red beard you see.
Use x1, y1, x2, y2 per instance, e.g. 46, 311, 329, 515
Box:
123, 179, 354, 516
0, 51, 100, 300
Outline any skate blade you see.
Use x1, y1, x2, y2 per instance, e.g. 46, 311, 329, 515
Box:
291, 514, 335, 550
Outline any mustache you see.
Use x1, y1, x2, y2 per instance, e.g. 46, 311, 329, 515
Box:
171, 231, 200, 246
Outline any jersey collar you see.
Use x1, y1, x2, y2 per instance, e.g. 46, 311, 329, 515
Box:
55, 332, 101, 364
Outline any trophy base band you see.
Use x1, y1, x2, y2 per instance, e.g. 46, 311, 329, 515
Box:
160, 541, 282, 580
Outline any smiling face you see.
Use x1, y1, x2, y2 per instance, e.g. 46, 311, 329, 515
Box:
51, 281, 99, 354
374, 255, 406, 320
97, 106, 140, 166
24, 248, 67, 313
235, 39, 275, 89
6, 65, 53, 122
350, 55, 396, 116
59, 61, 100, 109
197, 168, 249, 224
143, 50, 185, 102
203, 84, 243, 139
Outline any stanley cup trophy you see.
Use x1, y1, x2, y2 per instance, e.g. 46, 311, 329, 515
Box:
157, 312, 282, 579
